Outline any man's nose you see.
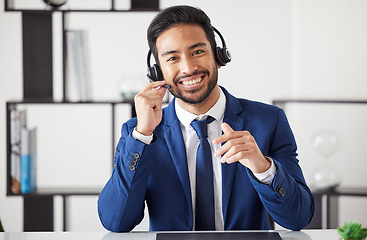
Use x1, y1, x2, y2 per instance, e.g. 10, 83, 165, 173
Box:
179, 55, 198, 75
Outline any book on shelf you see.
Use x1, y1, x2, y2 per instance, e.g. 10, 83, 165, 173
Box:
10, 108, 27, 194
20, 126, 37, 194
65, 30, 92, 102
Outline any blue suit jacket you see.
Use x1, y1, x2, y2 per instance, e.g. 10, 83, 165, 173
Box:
98, 87, 314, 232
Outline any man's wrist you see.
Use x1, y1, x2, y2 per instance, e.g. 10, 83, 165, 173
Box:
132, 127, 153, 144
135, 126, 153, 137
252, 156, 276, 185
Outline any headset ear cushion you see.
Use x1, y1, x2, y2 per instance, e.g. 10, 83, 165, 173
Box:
153, 64, 164, 82
147, 64, 163, 82
221, 47, 232, 64
215, 47, 232, 66
147, 66, 156, 81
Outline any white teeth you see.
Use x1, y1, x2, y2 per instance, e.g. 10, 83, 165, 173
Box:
182, 77, 202, 86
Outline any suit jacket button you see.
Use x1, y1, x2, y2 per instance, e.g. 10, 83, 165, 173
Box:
131, 153, 140, 164
276, 185, 286, 197
129, 165, 136, 171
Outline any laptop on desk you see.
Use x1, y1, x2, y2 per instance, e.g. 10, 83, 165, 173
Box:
156, 232, 282, 240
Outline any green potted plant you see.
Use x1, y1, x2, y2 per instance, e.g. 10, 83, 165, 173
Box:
0, 218, 4, 232
338, 221, 367, 240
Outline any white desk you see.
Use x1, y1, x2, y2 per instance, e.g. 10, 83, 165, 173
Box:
0, 230, 340, 240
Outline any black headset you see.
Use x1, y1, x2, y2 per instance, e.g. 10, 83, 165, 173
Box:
147, 26, 231, 83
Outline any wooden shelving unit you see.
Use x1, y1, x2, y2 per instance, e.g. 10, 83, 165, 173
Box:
4, 0, 158, 231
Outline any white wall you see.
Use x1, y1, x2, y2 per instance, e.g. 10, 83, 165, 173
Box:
1, 0, 367, 232
289, 0, 367, 228
291, 0, 367, 99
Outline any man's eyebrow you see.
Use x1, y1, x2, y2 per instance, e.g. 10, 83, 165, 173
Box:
161, 50, 178, 57
189, 42, 207, 50
161, 42, 208, 57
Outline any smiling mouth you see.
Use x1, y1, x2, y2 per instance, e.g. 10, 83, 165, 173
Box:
174, 70, 209, 86
181, 77, 202, 86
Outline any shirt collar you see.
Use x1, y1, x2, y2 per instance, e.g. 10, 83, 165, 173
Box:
175, 87, 226, 127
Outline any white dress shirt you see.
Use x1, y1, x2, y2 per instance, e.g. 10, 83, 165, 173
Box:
132, 88, 276, 230
175, 89, 226, 230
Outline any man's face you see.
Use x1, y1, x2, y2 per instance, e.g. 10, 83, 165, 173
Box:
156, 24, 219, 105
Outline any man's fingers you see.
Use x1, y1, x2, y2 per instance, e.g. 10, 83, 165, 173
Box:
137, 81, 168, 104
221, 122, 234, 134
213, 122, 236, 144
214, 138, 242, 157
158, 86, 168, 99
142, 80, 168, 91
221, 150, 247, 164
149, 81, 168, 101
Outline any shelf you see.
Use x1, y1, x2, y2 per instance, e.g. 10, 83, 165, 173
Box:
273, 99, 367, 105
272, 99, 367, 229
311, 186, 367, 197
308, 186, 367, 229
4, 0, 159, 13
7, 100, 135, 105
21, 187, 102, 196
4, 0, 159, 230
6, 100, 136, 197
4, 8, 160, 13
273, 99, 367, 110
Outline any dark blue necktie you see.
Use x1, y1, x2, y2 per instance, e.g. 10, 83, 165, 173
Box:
191, 116, 215, 231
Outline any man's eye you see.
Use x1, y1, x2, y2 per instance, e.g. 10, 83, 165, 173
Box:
167, 57, 177, 62
193, 50, 204, 55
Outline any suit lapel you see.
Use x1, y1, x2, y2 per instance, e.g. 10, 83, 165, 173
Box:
163, 100, 193, 221
220, 87, 246, 226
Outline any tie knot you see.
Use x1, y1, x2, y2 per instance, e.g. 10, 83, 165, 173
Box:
190, 116, 214, 139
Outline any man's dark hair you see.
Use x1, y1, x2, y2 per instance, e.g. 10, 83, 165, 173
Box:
147, 5, 216, 64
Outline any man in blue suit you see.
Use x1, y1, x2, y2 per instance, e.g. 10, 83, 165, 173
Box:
98, 5, 314, 232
